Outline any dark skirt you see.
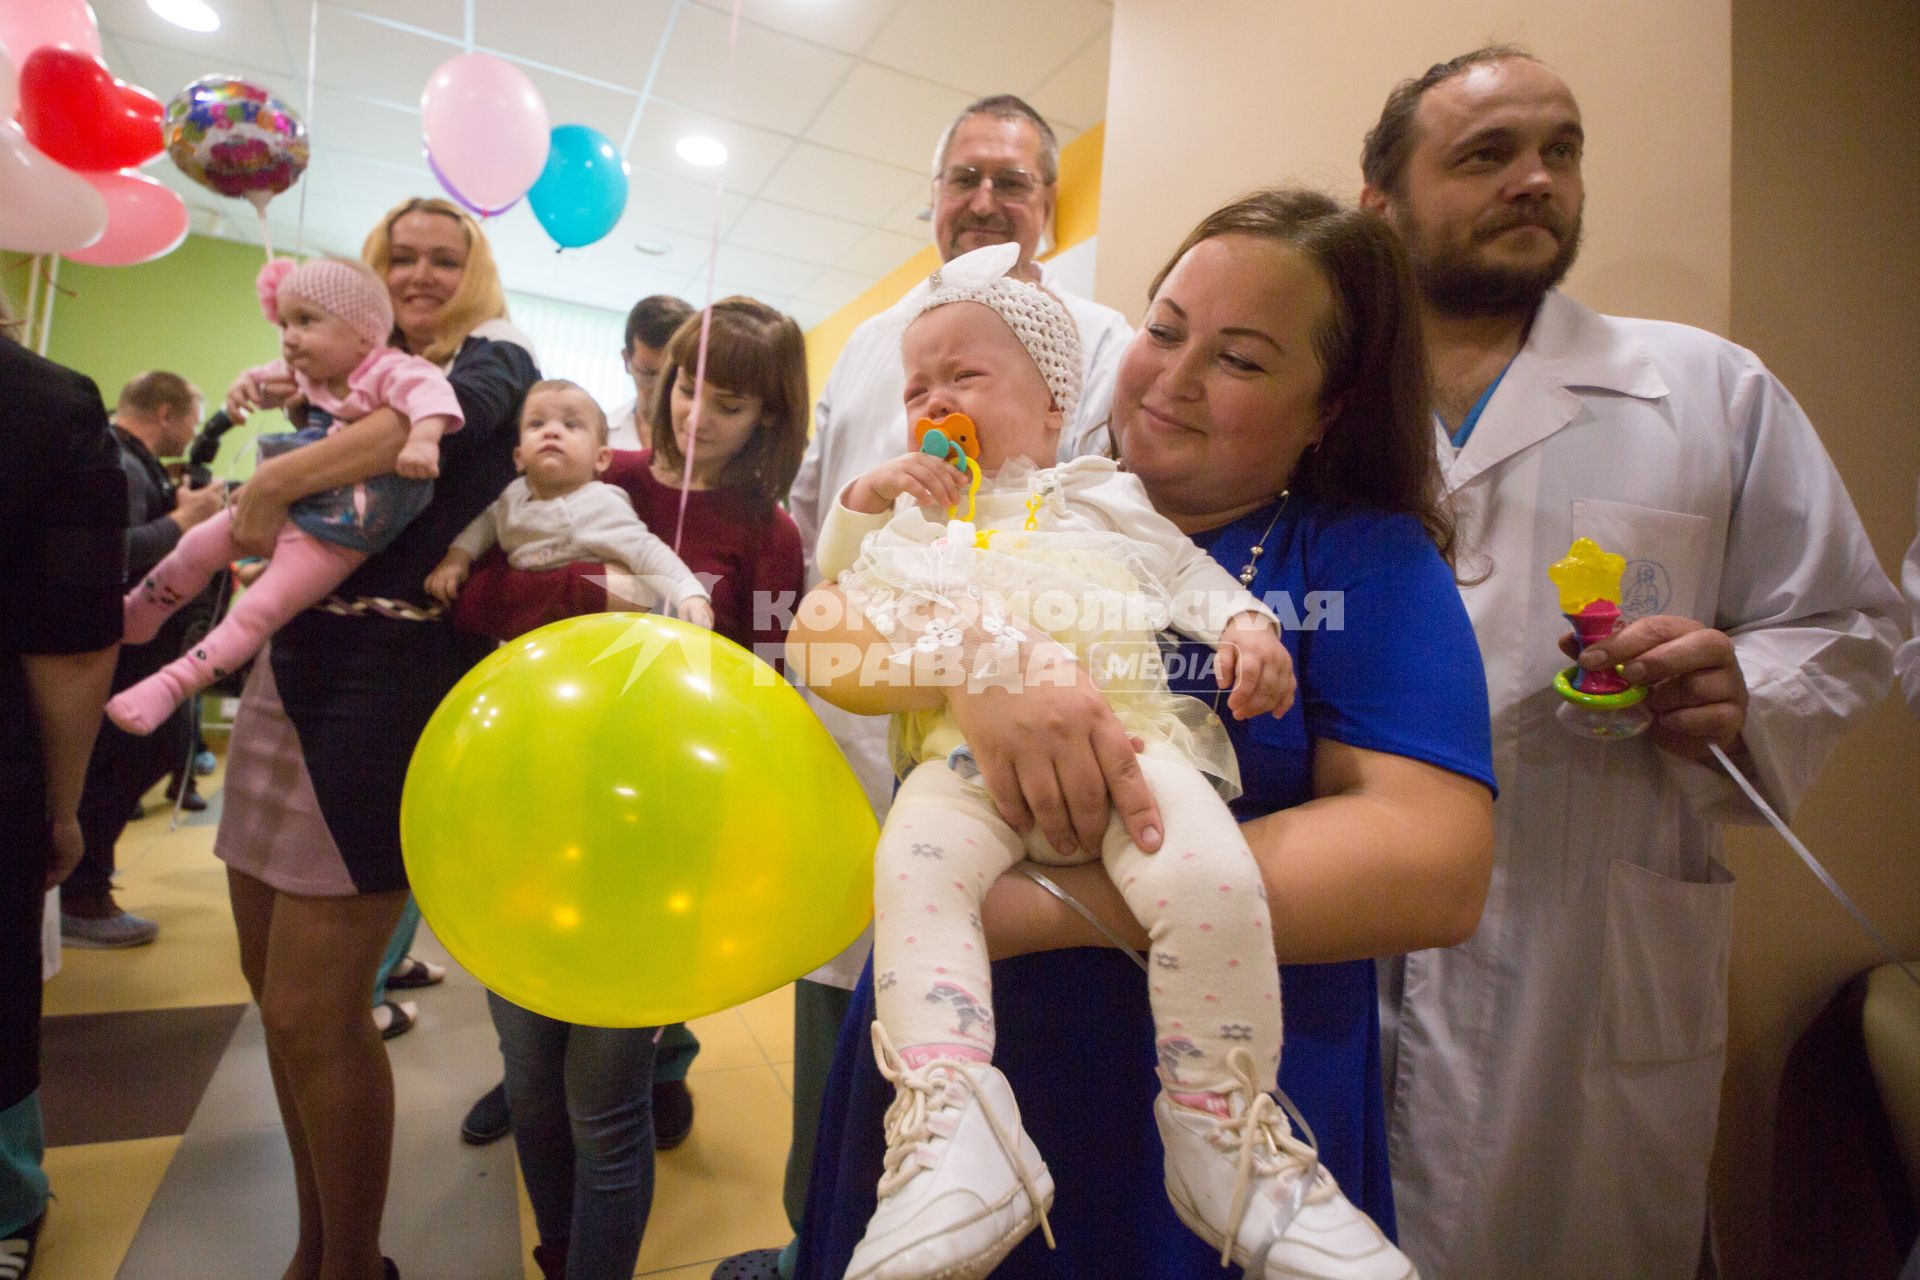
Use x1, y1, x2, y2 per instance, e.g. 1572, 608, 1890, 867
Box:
215, 609, 486, 896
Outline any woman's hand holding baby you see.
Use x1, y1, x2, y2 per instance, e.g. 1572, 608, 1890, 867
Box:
843, 453, 971, 515
1217, 613, 1295, 721
425, 550, 472, 604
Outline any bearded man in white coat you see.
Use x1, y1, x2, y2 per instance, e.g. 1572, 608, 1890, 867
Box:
714, 93, 1131, 1280
1358, 46, 1902, 1280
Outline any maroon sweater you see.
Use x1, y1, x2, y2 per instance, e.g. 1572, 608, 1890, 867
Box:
451, 449, 804, 665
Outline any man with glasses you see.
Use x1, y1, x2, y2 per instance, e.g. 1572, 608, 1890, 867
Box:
609, 293, 694, 451
713, 94, 1131, 1280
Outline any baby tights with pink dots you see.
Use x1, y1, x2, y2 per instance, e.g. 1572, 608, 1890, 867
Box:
871, 750, 1281, 1109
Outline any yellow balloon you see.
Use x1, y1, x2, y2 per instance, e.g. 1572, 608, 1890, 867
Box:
401, 612, 876, 1027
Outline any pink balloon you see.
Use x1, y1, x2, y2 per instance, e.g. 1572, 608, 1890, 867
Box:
63, 169, 187, 266
0, 0, 102, 64
0, 121, 106, 253
420, 53, 549, 215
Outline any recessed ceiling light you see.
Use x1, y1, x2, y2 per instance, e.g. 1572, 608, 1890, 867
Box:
148, 0, 221, 33
633, 240, 670, 256
676, 136, 728, 168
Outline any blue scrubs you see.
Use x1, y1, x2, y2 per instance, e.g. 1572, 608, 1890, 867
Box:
796, 498, 1495, 1279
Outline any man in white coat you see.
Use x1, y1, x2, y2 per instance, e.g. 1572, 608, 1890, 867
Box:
1358, 46, 1902, 1279
715, 94, 1132, 1280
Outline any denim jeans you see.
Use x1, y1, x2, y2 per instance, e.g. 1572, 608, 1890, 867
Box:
487, 993, 658, 1280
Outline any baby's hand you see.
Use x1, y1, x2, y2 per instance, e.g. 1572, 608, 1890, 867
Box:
843, 452, 969, 515
424, 556, 469, 604
678, 597, 715, 630
1216, 612, 1295, 721
396, 440, 441, 480
225, 369, 297, 420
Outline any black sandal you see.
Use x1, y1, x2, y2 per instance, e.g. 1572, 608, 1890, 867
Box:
374, 1000, 416, 1040
385, 957, 445, 990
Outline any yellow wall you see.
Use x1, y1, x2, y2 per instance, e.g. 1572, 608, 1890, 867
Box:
801, 123, 1107, 423
1097, 2, 1730, 327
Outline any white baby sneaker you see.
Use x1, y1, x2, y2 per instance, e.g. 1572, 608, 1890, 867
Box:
1157, 1048, 1417, 1280
846, 1022, 1055, 1280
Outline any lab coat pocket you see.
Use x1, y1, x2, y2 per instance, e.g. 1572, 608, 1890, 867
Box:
1570, 498, 1712, 623
1600, 857, 1734, 1064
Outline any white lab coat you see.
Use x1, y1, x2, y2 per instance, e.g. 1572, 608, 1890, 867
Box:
789, 261, 1133, 987
1383, 290, 1901, 1280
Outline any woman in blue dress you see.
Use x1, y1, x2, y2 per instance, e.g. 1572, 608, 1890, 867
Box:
786, 188, 1496, 1279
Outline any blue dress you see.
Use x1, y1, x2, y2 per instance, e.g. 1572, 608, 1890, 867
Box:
795, 497, 1495, 1279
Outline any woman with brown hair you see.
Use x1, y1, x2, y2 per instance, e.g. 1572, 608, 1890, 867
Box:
446, 296, 808, 1280
217, 195, 540, 1280
785, 189, 1495, 1279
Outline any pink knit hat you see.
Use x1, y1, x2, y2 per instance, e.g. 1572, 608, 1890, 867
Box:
256, 257, 394, 349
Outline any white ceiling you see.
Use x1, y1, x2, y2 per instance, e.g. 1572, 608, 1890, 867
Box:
91, 0, 1112, 328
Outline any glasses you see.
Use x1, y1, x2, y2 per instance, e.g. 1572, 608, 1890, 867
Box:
936, 165, 1046, 203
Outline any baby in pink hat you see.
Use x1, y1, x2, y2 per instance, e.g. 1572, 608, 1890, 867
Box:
106, 256, 464, 735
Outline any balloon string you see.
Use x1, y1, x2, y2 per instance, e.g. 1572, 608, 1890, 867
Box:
296, 0, 318, 257
35, 255, 59, 356
1708, 743, 1920, 989
672, 0, 745, 554
19, 254, 44, 348
257, 202, 275, 263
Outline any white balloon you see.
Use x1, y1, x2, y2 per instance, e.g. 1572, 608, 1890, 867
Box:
0, 121, 108, 253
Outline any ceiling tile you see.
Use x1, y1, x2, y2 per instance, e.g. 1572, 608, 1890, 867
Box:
625, 97, 795, 196
622, 169, 750, 240
92, 0, 299, 81
311, 7, 456, 108
684, 0, 899, 58
726, 201, 868, 265
103, 31, 302, 105
832, 225, 922, 277
607, 221, 736, 280
1024, 26, 1109, 130
650, 4, 851, 136
757, 142, 925, 222
788, 300, 836, 332
864, 0, 1110, 98
308, 88, 422, 168
475, 0, 673, 92
796, 266, 871, 310
279, 0, 469, 45
876, 187, 933, 241
708, 244, 821, 297
506, 61, 641, 141
806, 62, 971, 172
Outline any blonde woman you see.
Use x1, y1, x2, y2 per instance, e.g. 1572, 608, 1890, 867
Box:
217, 197, 540, 1280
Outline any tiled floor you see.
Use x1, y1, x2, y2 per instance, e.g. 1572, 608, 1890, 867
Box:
38, 765, 798, 1279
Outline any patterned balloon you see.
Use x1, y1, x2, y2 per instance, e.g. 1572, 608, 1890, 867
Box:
164, 75, 309, 211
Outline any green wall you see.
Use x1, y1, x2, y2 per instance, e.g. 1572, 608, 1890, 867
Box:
44, 232, 289, 477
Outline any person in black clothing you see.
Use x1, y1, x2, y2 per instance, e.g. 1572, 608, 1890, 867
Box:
61, 372, 224, 948
0, 310, 127, 1274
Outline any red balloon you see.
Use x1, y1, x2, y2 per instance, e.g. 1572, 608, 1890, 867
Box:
63, 169, 187, 266
17, 47, 163, 171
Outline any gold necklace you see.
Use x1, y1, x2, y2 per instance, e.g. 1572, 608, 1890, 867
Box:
1236, 490, 1291, 587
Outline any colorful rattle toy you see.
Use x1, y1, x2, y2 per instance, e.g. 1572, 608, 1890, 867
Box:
1547, 537, 1653, 739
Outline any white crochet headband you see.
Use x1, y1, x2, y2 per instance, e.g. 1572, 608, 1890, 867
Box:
909, 243, 1082, 421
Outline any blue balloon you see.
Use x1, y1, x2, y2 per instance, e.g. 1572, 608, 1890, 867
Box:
527, 124, 629, 249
